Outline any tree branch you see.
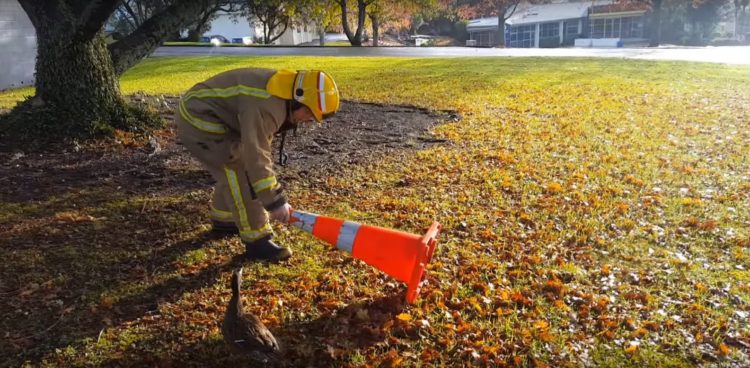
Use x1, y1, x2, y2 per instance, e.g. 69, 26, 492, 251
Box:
17, 0, 58, 30
505, 1, 520, 21
78, 0, 123, 40
109, 0, 214, 75
267, 19, 289, 44
117, 8, 137, 30
121, 0, 141, 27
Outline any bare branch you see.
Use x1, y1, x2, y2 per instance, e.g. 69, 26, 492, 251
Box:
78, 0, 123, 40
109, 0, 214, 74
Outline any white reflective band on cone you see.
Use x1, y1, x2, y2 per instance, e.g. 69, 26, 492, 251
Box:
336, 221, 361, 254
291, 211, 318, 233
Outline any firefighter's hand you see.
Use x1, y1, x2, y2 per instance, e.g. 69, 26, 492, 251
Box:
269, 203, 292, 223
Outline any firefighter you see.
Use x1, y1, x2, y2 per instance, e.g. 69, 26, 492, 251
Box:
175, 68, 340, 262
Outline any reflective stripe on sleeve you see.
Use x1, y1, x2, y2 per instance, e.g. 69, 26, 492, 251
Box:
179, 99, 228, 134
179, 84, 271, 134
252, 176, 278, 193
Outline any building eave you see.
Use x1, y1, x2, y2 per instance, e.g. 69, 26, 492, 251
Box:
590, 10, 647, 19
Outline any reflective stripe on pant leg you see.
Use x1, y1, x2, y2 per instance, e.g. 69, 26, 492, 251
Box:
225, 166, 272, 242
210, 206, 234, 222
225, 166, 252, 231
241, 223, 273, 242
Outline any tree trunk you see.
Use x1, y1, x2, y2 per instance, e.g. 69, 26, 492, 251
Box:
355, 0, 366, 45
2, 0, 216, 145
496, 15, 506, 47
648, 0, 663, 47
36, 31, 128, 128
319, 28, 326, 46
338, 0, 363, 46
371, 14, 379, 46
2, 1, 149, 143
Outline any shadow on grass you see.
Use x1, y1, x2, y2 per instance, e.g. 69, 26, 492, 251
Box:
0, 143, 407, 367
0, 139, 228, 366
88, 293, 407, 368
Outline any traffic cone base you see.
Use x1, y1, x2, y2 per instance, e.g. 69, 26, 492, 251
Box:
290, 210, 441, 304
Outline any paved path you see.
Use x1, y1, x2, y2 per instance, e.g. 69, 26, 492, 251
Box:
152, 45, 750, 65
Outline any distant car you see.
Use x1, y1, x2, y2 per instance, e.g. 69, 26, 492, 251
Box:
206, 35, 229, 43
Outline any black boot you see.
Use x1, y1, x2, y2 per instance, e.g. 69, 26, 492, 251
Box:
211, 220, 239, 236
245, 235, 292, 262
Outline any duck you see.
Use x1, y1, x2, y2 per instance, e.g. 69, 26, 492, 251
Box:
222, 267, 280, 355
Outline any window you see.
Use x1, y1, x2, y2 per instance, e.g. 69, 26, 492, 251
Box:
566, 20, 579, 35
590, 16, 644, 38
508, 25, 535, 48
591, 19, 605, 38
540, 22, 559, 39
621, 17, 632, 38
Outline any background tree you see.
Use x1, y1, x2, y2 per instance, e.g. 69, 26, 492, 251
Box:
186, 0, 245, 41
647, 0, 664, 46
620, 0, 664, 46
687, 0, 727, 44
456, 0, 523, 47
297, 0, 338, 45
2, 0, 219, 144
367, 0, 436, 46
244, 0, 300, 44
335, 0, 375, 46
733, 0, 749, 38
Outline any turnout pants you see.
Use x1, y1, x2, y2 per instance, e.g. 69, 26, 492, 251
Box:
175, 115, 273, 243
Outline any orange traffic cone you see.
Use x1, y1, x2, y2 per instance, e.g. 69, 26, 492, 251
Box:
289, 210, 440, 304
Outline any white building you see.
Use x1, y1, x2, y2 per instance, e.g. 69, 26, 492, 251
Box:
0, 0, 36, 90
203, 12, 319, 45
466, 0, 648, 48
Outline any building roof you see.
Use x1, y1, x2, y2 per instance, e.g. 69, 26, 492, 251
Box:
591, 2, 649, 14
466, 0, 619, 31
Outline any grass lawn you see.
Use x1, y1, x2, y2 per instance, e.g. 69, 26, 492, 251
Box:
1, 56, 749, 366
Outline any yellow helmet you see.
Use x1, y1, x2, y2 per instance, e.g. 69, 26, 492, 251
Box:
266, 69, 340, 122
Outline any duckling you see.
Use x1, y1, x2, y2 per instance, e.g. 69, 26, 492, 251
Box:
222, 268, 280, 355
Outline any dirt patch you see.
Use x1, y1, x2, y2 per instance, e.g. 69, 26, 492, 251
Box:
275, 101, 457, 181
